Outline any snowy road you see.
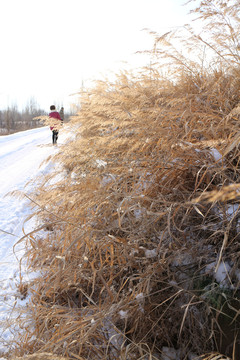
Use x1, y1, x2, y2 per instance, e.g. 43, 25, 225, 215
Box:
0, 126, 66, 352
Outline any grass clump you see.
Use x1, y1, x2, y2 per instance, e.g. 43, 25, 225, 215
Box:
12, 1, 240, 359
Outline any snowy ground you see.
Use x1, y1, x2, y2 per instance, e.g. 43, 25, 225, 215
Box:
0, 126, 68, 353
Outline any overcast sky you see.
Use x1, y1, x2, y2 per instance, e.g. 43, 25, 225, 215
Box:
0, 0, 198, 112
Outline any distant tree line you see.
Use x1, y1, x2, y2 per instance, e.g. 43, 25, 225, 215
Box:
0, 97, 73, 135
0, 98, 46, 135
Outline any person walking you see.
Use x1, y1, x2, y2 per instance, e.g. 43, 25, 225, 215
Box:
49, 105, 62, 144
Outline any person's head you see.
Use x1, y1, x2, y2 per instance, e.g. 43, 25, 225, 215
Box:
50, 105, 56, 111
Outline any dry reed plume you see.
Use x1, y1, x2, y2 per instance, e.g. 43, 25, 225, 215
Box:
9, 1, 240, 359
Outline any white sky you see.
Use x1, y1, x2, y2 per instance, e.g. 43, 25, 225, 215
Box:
0, 0, 198, 112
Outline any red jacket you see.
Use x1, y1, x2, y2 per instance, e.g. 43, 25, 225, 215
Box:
49, 111, 61, 130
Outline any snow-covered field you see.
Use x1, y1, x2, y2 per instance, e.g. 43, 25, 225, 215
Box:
0, 126, 67, 353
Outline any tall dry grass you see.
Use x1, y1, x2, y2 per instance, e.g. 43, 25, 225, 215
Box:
10, 1, 240, 359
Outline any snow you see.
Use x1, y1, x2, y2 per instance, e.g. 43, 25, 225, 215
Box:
101, 174, 116, 186
135, 293, 144, 300
161, 346, 180, 360
205, 260, 232, 287
209, 148, 222, 162
0, 126, 69, 353
161, 347, 200, 360
215, 261, 231, 286
119, 310, 128, 319
96, 159, 107, 168
135, 292, 144, 313
144, 248, 158, 258
226, 203, 239, 219
214, 203, 240, 221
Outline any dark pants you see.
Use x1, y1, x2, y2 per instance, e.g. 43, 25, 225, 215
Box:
52, 130, 58, 144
